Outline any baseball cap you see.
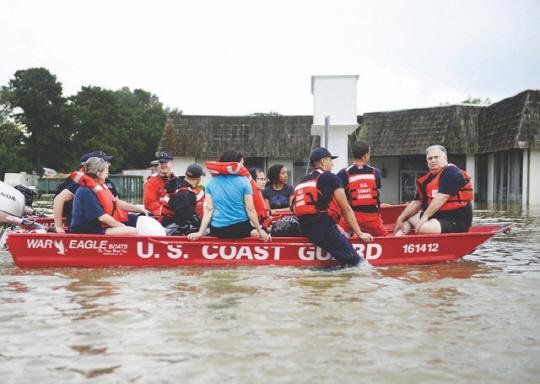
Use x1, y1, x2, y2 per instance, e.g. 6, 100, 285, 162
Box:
309, 147, 338, 163
157, 151, 174, 163
185, 163, 206, 178
80, 150, 113, 164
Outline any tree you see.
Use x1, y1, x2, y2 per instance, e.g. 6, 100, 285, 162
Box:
69, 86, 131, 172
1, 68, 72, 170
115, 87, 172, 169
70, 86, 176, 172
0, 111, 32, 181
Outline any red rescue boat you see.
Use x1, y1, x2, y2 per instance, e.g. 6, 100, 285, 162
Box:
6, 223, 514, 268
22, 204, 407, 231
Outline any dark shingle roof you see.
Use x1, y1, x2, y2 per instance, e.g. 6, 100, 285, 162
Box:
356, 105, 484, 156
159, 115, 317, 158
479, 90, 540, 153
157, 90, 540, 158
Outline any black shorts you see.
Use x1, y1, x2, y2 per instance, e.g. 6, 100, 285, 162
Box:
436, 217, 469, 233
210, 220, 255, 239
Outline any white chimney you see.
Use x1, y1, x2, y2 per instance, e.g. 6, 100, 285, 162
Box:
311, 75, 359, 172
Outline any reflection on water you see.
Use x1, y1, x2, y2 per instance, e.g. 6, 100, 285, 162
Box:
1, 201, 540, 383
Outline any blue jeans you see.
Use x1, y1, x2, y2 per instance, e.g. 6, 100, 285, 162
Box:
299, 213, 361, 266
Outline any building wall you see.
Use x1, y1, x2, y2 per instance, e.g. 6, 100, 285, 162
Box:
370, 157, 400, 204
528, 149, 540, 205
487, 154, 495, 202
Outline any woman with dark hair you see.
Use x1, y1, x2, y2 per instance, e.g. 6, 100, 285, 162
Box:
263, 164, 294, 213
188, 150, 270, 242
249, 168, 266, 192
218, 149, 244, 163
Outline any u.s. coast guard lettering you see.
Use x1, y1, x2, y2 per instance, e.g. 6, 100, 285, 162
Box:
299, 243, 383, 261
136, 242, 384, 261
136, 243, 285, 260
202, 245, 284, 260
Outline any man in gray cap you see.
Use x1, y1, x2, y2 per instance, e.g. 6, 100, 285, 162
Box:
161, 163, 206, 235
293, 147, 373, 268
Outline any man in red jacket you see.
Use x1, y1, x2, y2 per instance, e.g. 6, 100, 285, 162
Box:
144, 151, 175, 215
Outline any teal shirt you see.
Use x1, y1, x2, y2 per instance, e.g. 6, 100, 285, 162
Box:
206, 175, 252, 228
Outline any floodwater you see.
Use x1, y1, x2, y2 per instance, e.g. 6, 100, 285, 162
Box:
1, 200, 539, 384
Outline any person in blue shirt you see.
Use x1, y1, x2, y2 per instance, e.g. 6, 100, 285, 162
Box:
53, 150, 146, 232
188, 150, 270, 242
70, 157, 139, 235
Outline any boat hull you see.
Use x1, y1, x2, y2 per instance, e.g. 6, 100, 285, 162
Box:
6, 223, 513, 268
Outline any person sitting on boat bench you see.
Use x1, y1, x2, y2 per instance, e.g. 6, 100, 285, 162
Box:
70, 157, 139, 235
161, 163, 206, 235
394, 145, 473, 236
336, 141, 388, 237
144, 151, 176, 215
187, 149, 270, 242
53, 150, 146, 233
293, 147, 373, 268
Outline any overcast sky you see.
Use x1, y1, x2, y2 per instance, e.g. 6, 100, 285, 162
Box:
1, 0, 538, 116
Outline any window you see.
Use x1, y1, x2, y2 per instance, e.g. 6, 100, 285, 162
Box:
244, 157, 266, 173
292, 159, 311, 185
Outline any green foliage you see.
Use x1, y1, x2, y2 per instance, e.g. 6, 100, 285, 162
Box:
69, 86, 130, 172
462, 96, 492, 105
114, 87, 171, 169
1, 68, 181, 174
68, 86, 174, 172
251, 111, 282, 116
1, 68, 73, 171
0, 112, 32, 181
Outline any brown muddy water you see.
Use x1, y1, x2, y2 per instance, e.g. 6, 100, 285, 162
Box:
1, 199, 539, 384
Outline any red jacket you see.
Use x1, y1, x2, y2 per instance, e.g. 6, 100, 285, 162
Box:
144, 173, 175, 215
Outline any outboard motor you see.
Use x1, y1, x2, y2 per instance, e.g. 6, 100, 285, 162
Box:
14, 184, 41, 208
0, 181, 26, 222
0, 181, 54, 235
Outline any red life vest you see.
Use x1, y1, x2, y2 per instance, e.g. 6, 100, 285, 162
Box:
343, 164, 380, 213
160, 186, 191, 218
204, 162, 272, 227
70, 171, 128, 226
293, 169, 340, 222
193, 187, 205, 218
161, 185, 205, 219
416, 164, 474, 211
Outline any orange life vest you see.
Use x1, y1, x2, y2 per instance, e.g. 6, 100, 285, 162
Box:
293, 169, 340, 223
70, 171, 128, 226
193, 187, 205, 218
344, 164, 380, 213
204, 162, 272, 227
161, 185, 205, 219
416, 164, 474, 211
160, 186, 191, 218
